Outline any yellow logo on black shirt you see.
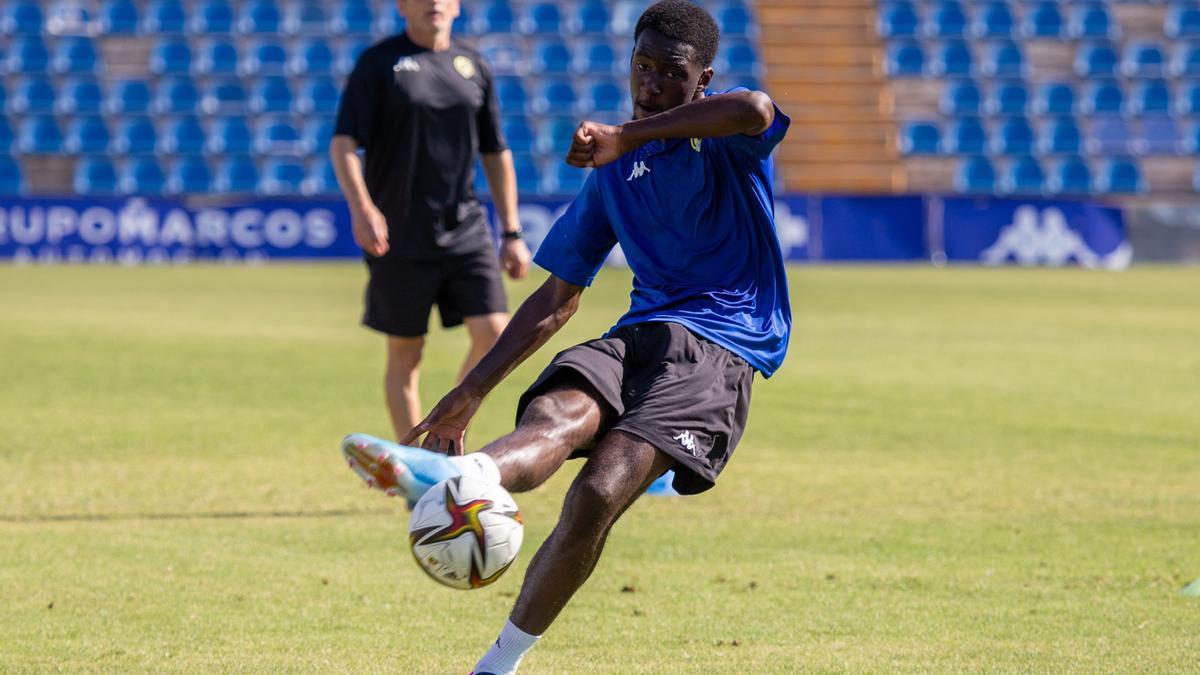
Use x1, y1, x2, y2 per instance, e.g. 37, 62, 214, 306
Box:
691, 138, 703, 153
453, 55, 476, 79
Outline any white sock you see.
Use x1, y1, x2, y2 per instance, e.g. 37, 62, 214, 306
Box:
448, 452, 501, 485
473, 619, 540, 675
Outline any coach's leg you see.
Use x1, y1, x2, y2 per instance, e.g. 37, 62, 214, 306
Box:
384, 336, 424, 440
459, 312, 508, 384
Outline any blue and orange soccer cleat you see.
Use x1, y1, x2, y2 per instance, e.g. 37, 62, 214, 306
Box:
341, 433, 458, 507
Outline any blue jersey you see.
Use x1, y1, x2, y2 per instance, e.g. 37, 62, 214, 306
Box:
534, 91, 792, 377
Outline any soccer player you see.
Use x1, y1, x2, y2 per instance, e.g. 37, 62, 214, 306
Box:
330, 0, 532, 441
342, 1, 790, 672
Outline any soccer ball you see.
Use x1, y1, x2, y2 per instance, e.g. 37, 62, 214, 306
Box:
407, 475, 524, 590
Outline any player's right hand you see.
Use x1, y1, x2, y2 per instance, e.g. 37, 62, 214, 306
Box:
351, 203, 389, 257
402, 385, 483, 456
566, 121, 626, 168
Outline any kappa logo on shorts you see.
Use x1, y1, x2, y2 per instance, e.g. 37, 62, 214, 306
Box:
673, 430, 699, 454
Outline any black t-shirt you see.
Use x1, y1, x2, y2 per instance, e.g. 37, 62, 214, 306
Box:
335, 33, 507, 259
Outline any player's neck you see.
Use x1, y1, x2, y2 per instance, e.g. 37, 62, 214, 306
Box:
406, 26, 452, 52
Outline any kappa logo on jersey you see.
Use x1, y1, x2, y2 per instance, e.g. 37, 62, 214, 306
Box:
453, 55, 476, 79
627, 161, 651, 181
673, 431, 698, 453
981, 205, 1132, 270
393, 57, 421, 73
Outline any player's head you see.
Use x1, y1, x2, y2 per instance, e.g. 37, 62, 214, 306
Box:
397, 0, 461, 35
630, 0, 719, 120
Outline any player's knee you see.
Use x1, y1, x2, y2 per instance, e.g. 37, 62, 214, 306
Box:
563, 472, 628, 532
386, 338, 424, 371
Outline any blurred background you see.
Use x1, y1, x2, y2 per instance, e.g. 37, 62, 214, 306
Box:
1, 0, 1198, 265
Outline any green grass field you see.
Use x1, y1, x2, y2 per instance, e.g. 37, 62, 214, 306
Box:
1, 263, 1197, 673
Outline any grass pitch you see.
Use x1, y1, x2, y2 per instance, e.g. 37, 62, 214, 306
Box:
1, 263, 1197, 673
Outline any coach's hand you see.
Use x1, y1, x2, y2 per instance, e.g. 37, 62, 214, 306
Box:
402, 385, 483, 456
501, 238, 531, 280
351, 203, 389, 257
566, 121, 628, 169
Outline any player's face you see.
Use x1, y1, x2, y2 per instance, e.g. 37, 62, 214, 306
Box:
397, 0, 460, 34
629, 29, 714, 120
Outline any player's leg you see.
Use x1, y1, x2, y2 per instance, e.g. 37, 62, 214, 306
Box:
472, 430, 672, 675
438, 248, 509, 384
384, 336, 424, 439
459, 312, 507, 384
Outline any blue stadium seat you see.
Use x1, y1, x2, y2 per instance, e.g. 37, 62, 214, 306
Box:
585, 81, 624, 115
1069, 4, 1115, 40
189, 0, 234, 34
537, 117, 578, 155
292, 40, 335, 75
1033, 82, 1076, 116
259, 158, 306, 195
513, 154, 542, 194
931, 41, 972, 77
74, 156, 118, 195
207, 117, 253, 155
536, 80, 578, 115
720, 42, 760, 76
987, 81, 1028, 116
544, 163, 587, 195
106, 80, 152, 115
159, 117, 207, 155
239, 0, 282, 34
251, 77, 293, 114
473, 161, 490, 196
524, 2, 563, 35
1129, 80, 1172, 116
1047, 156, 1092, 195
301, 117, 335, 154
255, 118, 303, 155
1137, 116, 1182, 155
495, 76, 529, 113
1187, 122, 1200, 154
1171, 42, 1200, 78
1023, 1, 1063, 38
286, 1, 329, 35
886, 41, 926, 77
2, 0, 43, 34
154, 77, 201, 115
336, 40, 371, 76
717, 2, 754, 37
150, 38, 192, 76
1095, 158, 1143, 194
475, 1, 515, 34
215, 156, 260, 193
1166, 5, 1200, 40
578, 40, 617, 74
981, 40, 1024, 78
973, 2, 1014, 39
1081, 80, 1124, 116
0, 156, 24, 194
113, 117, 158, 154
303, 158, 339, 195
119, 158, 167, 195
167, 156, 213, 194
143, 0, 187, 33
1123, 42, 1167, 78
500, 117, 534, 154
1000, 156, 1044, 195
244, 40, 289, 76
53, 37, 99, 75
64, 116, 110, 154
9, 37, 50, 73
0, 84, 6, 113
102, 0, 139, 33
1038, 117, 1083, 155
926, 2, 967, 38
610, 0, 642, 34
480, 38, 526, 75
877, 2, 917, 38
899, 121, 941, 155
298, 78, 340, 115
992, 117, 1035, 155
1178, 82, 1200, 116
943, 117, 987, 154
1075, 42, 1117, 77
196, 39, 240, 76
0, 118, 14, 152
534, 40, 573, 75
941, 79, 982, 115
574, 0, 610, 36
954, 155, 996, 194
202, 78, 249, 115
1087, 117, 1133, 155
9, 77, 56, 115
333, 0, 373, 35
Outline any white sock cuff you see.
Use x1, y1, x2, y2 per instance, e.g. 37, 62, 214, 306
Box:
475, 619, 541, 674
448, 452, 501, 484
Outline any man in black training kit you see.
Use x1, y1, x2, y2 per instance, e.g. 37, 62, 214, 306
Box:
342, 2, 791, 672
331, 0, 531, 441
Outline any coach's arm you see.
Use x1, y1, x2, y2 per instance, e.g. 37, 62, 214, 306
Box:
402, 275, 584, 454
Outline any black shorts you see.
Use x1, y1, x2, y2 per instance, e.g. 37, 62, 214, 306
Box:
362, 247, 507, 337
517, 322, 754, 495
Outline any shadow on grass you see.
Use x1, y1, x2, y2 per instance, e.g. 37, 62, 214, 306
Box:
0, 508, 395, 523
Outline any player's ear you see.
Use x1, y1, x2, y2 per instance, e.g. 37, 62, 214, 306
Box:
695, 67, 714, 97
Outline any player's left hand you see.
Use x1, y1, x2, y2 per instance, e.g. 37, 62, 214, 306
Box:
500, 238, 531, 280
402, 385, 483, 456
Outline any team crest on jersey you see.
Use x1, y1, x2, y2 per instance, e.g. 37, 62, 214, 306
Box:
690, 138, 703, 153
393, 57, 421, 73
453, 55, 476, 79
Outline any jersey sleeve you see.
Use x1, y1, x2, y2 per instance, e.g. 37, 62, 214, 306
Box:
717, 88, 791, 161
533, 172, 616, 287
475, 58, 508, 154
334, 50, 378, 148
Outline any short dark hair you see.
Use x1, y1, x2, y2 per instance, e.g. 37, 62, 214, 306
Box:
634, 0, 720, 68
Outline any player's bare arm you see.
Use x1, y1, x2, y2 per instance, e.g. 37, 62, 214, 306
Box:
329, 134, 389, 256
481, 150, 532, 280
403, 275, 584, 453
